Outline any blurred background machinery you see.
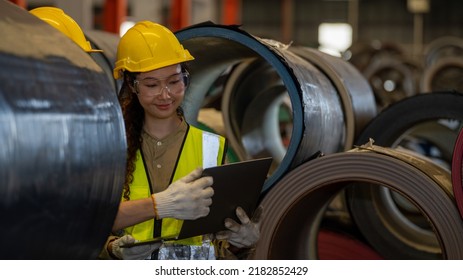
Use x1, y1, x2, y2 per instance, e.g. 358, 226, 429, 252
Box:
3, 0, 463, 260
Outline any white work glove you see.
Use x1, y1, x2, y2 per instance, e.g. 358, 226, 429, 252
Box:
110, 235, 161, 260
215, 205, 263, 248
155, 167, 214, 220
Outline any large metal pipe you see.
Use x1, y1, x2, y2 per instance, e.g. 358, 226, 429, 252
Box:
0, 2, 126, 259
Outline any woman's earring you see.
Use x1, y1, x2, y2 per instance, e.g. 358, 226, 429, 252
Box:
131, 80, 140, 95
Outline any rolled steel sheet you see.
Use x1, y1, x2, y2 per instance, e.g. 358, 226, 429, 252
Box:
221, 59, 290, 163
85, 30, 122, 94
342, 40, 405, 73
420, 37, 463, 94
176, 22, 357, 192
252, 144, 463, 259
240, 84, 290, 163
423, 36, 463, 67
349, 91, 463, 259
398, 122, 456, 170
420, 57, 463, 93
362, 56, 417, 110
0, 2, 126, 259
222, 55, 346, 162
451, 127, 463, 219
290, 46, 377, 143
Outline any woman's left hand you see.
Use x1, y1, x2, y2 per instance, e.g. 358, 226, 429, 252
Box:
215, 205, 263, 248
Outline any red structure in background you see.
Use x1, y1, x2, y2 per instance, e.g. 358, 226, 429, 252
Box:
170, 0, 241, 31
103, 0, 127, 34
10, 0, 242, 35
9, 0, 27, 9
222, 0, 240, 25
169, 0, 190, 31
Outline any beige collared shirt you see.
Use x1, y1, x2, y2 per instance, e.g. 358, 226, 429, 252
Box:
141, 119, 188, 194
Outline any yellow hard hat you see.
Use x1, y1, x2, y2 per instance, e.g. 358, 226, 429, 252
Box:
113, 21, 194, 79
30, 7, 101, 53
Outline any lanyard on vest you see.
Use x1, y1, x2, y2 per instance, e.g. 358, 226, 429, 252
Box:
157, 128, 223, 244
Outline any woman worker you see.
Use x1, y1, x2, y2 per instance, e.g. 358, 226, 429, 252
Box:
104, 21, 261, 260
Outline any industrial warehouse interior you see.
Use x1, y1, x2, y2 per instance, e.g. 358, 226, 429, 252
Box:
3, 0, 463, 269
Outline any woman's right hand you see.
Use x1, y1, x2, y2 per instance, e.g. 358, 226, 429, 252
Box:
154, 167, 214, 220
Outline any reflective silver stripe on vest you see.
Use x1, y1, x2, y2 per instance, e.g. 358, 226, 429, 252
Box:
202, 131, 220, 168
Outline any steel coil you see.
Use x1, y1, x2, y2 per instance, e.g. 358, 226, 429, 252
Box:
342, 41, 405, 73
85, 30, 122, 94
423, 36, 463, 67
420, 57, 463, 93
349, 91, 463, 259
252, 144, 463, 259
451, 127, 463, 218
362, 56, 417, 110
290, 46, 377, 142
0, 2, 126, 259
175, 22, 376, 192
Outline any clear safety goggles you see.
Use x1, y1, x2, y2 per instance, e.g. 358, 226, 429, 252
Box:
134, 72, 190, 97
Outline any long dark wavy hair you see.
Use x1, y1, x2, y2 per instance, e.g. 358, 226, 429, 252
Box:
118, 64, 188, 200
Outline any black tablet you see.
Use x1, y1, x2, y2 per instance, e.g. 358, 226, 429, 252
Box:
123, 157, 272, 247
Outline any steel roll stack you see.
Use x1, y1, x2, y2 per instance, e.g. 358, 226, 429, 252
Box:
5, 3, 463, 260
0, 2, 126, 259
175, 22, 377, 193
252, 143, 463, 259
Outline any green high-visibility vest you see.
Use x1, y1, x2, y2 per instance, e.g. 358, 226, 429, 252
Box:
123, 125, 226, 245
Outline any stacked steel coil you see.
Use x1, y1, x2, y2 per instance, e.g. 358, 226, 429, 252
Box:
345, 91, 463, 259
3, 1, 463, 260
176, 24, 463, 259
175, 22, 377, 192
252, 143, 463, 259
0, 2, 126, 259
420, 36, 463, 93
343, 41, 422, 112
452, 127, 463, 219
